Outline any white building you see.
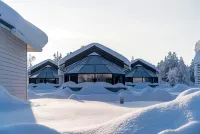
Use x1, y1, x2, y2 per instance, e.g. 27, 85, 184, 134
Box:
0, 1, 48, 99
194, 41, 200, 85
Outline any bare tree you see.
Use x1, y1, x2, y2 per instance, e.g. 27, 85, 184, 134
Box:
53, 51, 62, 62
28, 54, 36, 69
131, 56, 134, 62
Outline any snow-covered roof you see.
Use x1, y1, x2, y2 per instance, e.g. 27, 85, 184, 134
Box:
131, 58, 159, 72
59, 43, 130, 66
65, 54, 125, 74
28, 59, 58, 73
0, 1, 48, 52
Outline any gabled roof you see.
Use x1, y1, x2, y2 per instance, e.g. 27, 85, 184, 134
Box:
126, 65, 158, 78
0, 1, 48, 52
28, 59, 58, 73
59, 43, 130, 66
131, 58, 159, 72
29, 66, 58, 79
65, 54, 125, 74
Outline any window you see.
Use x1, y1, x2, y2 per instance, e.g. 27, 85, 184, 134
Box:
78, 74, 113, 83
133, 78, 145, 83
96, 74, 112, 83
78, 74, 95, 83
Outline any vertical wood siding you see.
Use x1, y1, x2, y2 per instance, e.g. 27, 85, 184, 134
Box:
0, 27, 27, 99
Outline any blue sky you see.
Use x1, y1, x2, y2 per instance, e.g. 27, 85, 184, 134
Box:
3, 0, 200, 65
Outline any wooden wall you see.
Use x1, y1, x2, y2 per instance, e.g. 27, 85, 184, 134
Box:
0, 27, 27, 99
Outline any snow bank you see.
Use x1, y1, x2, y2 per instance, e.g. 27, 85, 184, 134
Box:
157, 83, 172, 89
0, 124, 60, 134
77, 83, 113, 95
168, 84, 189, 92
133, 82, 151, 90
0, 1, 48, 51
0, 85, 29, 109
30, 83, 58, 90
71, 90, 200, 134
29, 83, 173, 101
177, 88, 200, 99
124, 87, 173, 101
68, 94, 83, 102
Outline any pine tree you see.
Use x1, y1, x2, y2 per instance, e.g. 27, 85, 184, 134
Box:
167, 67, 179, 86
177, 57, 190, 84
189, 59, 195, 83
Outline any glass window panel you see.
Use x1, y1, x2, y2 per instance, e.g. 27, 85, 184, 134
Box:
78, 74, 95, 83
133, 78, 145, 83
96, 74, 112, 83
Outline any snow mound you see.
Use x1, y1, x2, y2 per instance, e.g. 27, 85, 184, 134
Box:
168, 84, 189, 92
28, 90, 39, 99
0, 85, 29, 109
177, 88, 200, 99
0, 1, 48, 51
31, 83, 57, 90
68, 94, 83, 102
72, 91, 200, 134
0, 124, 60, 134
77, 83, 113, 95
29, 88, 71, 99
157, 83, 172, 89
133, 82, 151, 90
62, 81, 77, 87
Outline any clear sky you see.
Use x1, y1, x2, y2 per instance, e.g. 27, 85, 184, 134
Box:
3, 0, 200, 65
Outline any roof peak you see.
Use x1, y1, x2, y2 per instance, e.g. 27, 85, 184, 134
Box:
88, 52, 100, 56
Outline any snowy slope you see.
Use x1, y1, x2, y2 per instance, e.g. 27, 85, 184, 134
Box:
131, 58, 159, 72
66, 89, 200, 134
0, 124, 60, 134
59, 43, 130, 66
0, 1, 48, 52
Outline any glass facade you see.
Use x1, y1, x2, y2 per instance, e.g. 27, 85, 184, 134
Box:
78, 74, 112, 83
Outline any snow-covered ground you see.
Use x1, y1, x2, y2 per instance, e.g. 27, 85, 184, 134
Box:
2, 82, 200, 133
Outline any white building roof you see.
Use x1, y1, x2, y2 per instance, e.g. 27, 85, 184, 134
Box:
131, 58, 159, 72
0, 1, 48, 52
59, 43, 130, 66
28, 59, 58, 73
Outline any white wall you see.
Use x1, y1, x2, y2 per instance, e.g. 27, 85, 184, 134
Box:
194, 63, 200, 85
0, 27, 27, 99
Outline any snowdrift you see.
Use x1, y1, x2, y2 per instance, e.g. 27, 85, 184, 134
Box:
0, 85, 29, 110
176, 88, 200, 99
168, 84, 189, 92
69, 89, 200, 134
30, 83, 59, 90
0, 124, 60, 134
133, 82, 151, 89
124, 87, 173, 101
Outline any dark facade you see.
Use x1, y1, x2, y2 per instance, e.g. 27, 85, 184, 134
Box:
126, 59, 159, 83
63, 53, 126, 84
29, 60, 59, 84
